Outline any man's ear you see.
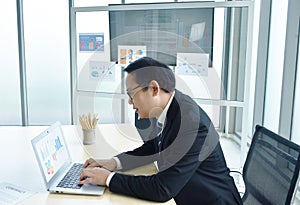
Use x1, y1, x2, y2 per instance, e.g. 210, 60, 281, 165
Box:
149, 80, 160, 96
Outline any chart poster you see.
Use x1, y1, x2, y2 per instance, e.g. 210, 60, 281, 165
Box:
176, 53, 209, 76
118, 45, 146, 66
79, 33, 104, 52
89, 61, 115, 81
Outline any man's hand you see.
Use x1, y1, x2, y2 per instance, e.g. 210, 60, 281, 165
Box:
78, 167, 111, 186
83, 158, 117, 171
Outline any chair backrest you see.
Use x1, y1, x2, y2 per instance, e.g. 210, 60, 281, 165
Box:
242, 125, 300, 205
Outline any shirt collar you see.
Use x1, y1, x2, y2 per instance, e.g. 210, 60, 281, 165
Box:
157, 91, 175, 127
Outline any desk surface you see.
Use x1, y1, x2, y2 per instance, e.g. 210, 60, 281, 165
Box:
0, 124, 175, 205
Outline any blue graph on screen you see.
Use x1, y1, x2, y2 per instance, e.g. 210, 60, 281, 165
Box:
55, 136, 62, 151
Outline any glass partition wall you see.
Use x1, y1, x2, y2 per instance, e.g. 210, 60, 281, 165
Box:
70, 1, 254, 166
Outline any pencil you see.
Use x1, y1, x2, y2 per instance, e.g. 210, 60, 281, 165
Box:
79, 113, 98, 130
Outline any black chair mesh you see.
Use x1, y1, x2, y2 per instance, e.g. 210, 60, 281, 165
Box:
242, 125, 300, 205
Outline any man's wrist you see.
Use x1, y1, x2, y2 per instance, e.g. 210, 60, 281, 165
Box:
113, 157, 122, 170
106, 172, 115, 187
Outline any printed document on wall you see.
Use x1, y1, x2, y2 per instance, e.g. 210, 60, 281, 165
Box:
176, 53, 209, 76
79, 33, 104, 52
118, 45, 146, 66
89, 61, 115, 81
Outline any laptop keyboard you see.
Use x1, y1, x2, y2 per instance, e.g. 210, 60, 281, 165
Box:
57, 163, 83, 189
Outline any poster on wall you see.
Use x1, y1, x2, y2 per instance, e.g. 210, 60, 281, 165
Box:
79, 33, 104, 52
89, 61, 115, 81
176, 53, 209, 76
118, 45, 146, 66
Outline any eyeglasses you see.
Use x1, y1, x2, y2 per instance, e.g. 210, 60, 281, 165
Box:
127, 85, 145, 100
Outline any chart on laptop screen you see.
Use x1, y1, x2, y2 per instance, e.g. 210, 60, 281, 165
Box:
35, 128, 69, 182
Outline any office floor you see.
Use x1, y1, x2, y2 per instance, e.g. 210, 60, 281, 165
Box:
219, 135, 241, 170
219, 135, 300, 204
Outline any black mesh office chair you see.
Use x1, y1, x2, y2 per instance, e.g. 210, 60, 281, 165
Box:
241, 125, 300, 205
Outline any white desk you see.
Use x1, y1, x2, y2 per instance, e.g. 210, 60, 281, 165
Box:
0, 124, 175, 205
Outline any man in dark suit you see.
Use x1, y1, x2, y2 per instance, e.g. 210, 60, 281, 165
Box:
78, 57, 242, 205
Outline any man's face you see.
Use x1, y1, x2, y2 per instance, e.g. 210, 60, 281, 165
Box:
126, 73, 152, 119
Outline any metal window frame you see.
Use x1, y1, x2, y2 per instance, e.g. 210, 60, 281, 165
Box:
279, 0, 300, 139
16, 0, 28, 126
252, 0, 272, 134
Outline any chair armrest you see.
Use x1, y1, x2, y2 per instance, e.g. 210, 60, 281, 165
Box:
230, 168, 245, 197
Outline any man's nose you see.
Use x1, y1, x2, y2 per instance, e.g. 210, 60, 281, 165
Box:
128, 98, 133, 104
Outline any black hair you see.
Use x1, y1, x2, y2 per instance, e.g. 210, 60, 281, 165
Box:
123, 57, 176, 93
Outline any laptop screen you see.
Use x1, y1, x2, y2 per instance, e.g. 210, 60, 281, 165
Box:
32, 124, 69, 183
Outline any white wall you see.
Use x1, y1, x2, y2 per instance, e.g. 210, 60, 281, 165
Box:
263, 0, 288, 133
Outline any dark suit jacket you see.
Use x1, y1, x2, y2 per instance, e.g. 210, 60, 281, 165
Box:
109, 90, 242, 205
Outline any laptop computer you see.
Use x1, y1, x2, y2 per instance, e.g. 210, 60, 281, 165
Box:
31, 121, 105, 195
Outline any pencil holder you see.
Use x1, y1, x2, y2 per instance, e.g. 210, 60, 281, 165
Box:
82, 129, 96, 145
79, 113, 98, 145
